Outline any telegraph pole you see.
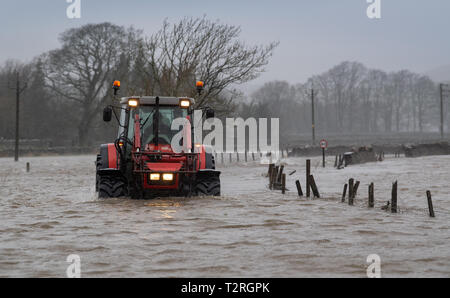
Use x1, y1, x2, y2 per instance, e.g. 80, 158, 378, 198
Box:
311, 88, 316, 145
440, 83, 444, 139
9, 71, 27, 162
440, 83, 450, 139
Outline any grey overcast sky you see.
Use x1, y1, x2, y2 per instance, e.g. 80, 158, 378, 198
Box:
0, 0, 449, 87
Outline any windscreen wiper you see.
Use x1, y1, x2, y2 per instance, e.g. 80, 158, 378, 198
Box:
140, 110, 155, 130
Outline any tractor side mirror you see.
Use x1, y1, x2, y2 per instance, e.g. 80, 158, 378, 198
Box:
103, 106, 112, 122
205, 108, 215, 119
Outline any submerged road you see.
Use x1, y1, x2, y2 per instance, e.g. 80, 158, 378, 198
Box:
0, 154, 449, 277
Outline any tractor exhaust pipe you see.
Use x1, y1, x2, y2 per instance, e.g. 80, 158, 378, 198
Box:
153, 96, 160, 148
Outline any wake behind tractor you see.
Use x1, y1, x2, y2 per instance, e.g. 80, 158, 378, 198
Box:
95, 80, 220, 199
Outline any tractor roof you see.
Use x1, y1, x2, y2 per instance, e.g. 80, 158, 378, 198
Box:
120, 96, 195, 106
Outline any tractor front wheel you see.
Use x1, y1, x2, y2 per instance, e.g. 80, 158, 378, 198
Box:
98, 175, 127, 198
194, 175, 220, 196
95, 154, 103, 192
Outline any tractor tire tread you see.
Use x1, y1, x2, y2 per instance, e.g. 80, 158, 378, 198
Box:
195, 175, 220, 196
98, 175, 127, 198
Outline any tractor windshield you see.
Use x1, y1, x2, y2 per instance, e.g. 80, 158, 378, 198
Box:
118, 105, 188, 148
140, 106, 187, 145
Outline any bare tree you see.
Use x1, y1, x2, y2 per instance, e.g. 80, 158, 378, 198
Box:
137, 17, 278, 113
240, 61, 440, 142
0, 61, 31, 139
42, 23, 141, 145
411, 75, 435, 132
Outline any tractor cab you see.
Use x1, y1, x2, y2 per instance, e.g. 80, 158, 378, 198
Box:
117, 96, 192, 151
96, 81, 220, 199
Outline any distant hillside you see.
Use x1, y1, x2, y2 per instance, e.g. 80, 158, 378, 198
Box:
425, 64, 450, 83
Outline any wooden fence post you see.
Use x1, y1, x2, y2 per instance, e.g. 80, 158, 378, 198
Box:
426, 190, 435, 217
281, 174, 286, 194
277, 165, 284, 184
26, 162, 30, 172
391, 181, 398, 213
342, 184, 348, 203
269, 168, 274, 190
352, 181, 360, 199
309, 175, 320, 198
368, 183, 374, 208
306, 159, 311, 197
268, 163, 274, 177
348, 178, 354, 205
270, 166, 278, 190
337, 155, 344, 169
295, 180, 303, 196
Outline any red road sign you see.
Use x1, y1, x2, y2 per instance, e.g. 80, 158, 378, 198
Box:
320, 139, 328, 149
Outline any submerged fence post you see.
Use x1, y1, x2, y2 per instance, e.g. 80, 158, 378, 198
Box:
309, 175, 320, 198
426, 190, 435, 217
368, 183, 374, 208
26, 162, 30, 173
348, 178, 354, 205
295, 180, 303, 196
281, 174, 286, 194
353, 181, 360, 199
306, 159, 311, 197
277, 165, 284, 184
268, 163, 274, 177
391, 181, 398, 213
342, 184, 348, 203
270, 166, 278, 190
337, 155, 344, 169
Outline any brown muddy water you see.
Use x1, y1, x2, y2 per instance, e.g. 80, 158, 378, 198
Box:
0, 154, 449, 277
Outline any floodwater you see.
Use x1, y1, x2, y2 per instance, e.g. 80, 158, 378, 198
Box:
0, 154, 449, 277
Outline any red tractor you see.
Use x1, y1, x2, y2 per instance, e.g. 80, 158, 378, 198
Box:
96, 81, 220, 199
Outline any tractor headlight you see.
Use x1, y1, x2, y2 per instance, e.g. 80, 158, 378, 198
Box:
162, 173, 174, 181
150, 173, 160, 181
179, 98, 190, 108
128, 98, 139, 107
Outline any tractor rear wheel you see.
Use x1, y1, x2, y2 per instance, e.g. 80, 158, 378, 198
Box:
98, 175, 127, 198
194, 175, 220, 196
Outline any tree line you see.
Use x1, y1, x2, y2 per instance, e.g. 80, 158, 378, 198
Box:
239, 61, 443, 142
0, 17, 277, 147
0, 19, 443, 148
